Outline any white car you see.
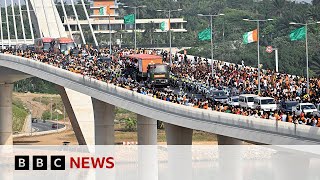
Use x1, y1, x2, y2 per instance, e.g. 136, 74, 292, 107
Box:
252, 97, 277, 111
239, 94, 259, 109
292, 103, 318, 115
227, 96, 239, 107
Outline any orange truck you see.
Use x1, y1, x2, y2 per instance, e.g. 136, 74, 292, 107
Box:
126, 54, 169, 86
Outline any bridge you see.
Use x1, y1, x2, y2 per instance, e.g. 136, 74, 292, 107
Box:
0, 0, 320, 147
1, 54, 320, 146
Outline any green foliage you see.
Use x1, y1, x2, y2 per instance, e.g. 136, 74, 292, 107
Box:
123, 118, 137, 132
12, 99, 28, 132
42, 110, 64, 120
14, 78, 57, 94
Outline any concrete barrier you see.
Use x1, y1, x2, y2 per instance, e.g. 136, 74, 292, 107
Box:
13, 122, 67, 138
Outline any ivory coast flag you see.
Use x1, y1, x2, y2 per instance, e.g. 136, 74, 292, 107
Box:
243, 29, 258, 44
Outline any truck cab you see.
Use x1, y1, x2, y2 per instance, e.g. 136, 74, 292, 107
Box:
147, 63, 169, 87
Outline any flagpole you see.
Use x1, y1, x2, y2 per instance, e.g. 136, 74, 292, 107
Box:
157, 8, 182, 66
243, 18, 273, 95
134, 7, 137, 53
123, 5, 146, 54
257, 20, 260, 95
109, 12, 112, 54
198, 13, 225, 78
289, 21, 320, 94
305, 23, 309, 94
169, 10, 172, 66
210, 15, 213, 77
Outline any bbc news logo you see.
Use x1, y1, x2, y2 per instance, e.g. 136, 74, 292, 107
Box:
15, 156, 115, 170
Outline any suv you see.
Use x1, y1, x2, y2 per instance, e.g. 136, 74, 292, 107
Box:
279, 101, 299, 113
292, 103, 318, 116
206, 90, 228, 104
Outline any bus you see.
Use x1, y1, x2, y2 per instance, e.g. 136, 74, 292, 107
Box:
34, 38, 54, 53
53, 37, 75, 55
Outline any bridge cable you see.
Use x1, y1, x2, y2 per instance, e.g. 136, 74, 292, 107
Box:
18, 0, 27, 44
59, 0, 74, 41
70, 0, 86, 44
25, 0, 35, 41
4, 0, 11, 46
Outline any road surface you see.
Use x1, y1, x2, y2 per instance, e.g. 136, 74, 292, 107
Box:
32, 120, 65, 132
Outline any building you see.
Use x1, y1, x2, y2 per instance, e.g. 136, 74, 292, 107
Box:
62, 0, 187, 37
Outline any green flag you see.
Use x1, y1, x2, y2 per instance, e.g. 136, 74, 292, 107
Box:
124, 14, 135, 24
198, 28, 212, 41
99, 7, 105, 15
160, 21, 169, 31
290, 26, 306, 41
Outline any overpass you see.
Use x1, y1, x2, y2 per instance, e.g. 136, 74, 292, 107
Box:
1, 54, 320, 146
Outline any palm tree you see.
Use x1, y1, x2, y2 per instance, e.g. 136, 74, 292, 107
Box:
143, 21, 156, 45
272, 0, 286, 17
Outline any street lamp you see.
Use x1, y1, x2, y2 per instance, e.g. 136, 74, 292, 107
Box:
157, 8, 182, 66
242, 18, 273, 95
198, 13, 225, 77
289, 21, 320, 94
123, 5, 147, 53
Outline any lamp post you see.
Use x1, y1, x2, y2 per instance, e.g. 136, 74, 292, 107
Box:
123, 5, 147, 53
198, 13, 225, 77
157, 9, 182, 66
289, 21, 320, 94
243, 18, 274, 95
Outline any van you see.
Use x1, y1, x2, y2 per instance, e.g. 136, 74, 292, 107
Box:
252, 97, 277, 111
239, 94, 259, 109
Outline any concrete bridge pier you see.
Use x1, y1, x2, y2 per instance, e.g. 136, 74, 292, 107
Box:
217, 135, 243, 180
137, 115, 158, 180
164, 123, 193, 145
164, 123, 193, 180
92, 98, 115, 145
0, 84, 13, 145
137, 115, 157, 145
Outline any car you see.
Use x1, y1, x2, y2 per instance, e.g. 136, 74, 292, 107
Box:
51, 123, 58, 129
317, 104, 320, 112
227, 96, 239, 107
31, 118, 38, 123
239, 94, 259, 109
279, 101, 299, 113
206, 90, 228, 104
292, 103, 318, 116
252, 97, 277, 111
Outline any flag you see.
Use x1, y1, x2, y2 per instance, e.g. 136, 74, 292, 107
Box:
243, 29, 258, 44
198, 28, 212, 41
124, 14, 135, 24
160, 21, 170, 31
290, 26, 306, 41
99, 7, 105, 15
106, 5, 111, 15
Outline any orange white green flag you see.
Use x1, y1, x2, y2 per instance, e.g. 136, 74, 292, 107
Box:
243, 29, 258, 44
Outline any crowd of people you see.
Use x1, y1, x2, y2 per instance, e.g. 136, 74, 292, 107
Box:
1, 46, 320, 127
